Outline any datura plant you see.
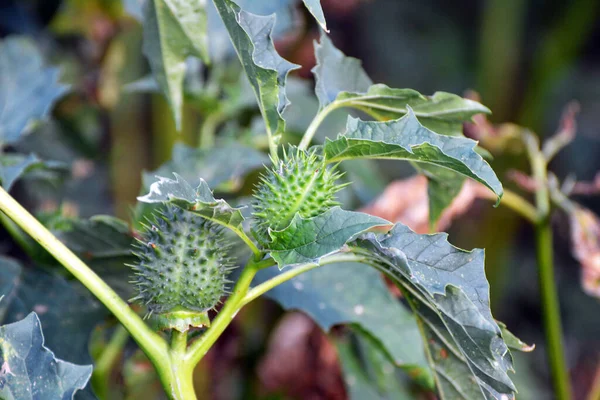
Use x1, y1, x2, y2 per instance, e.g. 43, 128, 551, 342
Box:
0, 0, 547, 399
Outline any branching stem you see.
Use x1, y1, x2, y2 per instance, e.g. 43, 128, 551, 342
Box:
525, 133, 572, 400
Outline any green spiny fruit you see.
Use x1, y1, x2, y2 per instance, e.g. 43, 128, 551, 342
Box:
130, 205, 235, 331
252, 146, 346, 243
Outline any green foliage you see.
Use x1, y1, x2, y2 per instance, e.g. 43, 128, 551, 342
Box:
0, 313, 92, 399
131, 205, 234, 323
0, 36, 68, 190
266, 207, 388, 267
323, 111, 503, 200
0, 0, 550, 399
254, 262, 428, 370
354, 225, 517, 398
212, 0, 300, 152
142, 0, 209, 129
0, 37, 68, 145
310, 33, 492, 227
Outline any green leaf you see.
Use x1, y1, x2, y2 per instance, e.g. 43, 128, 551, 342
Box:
143, 142, 268, 190
253, 262, 428, 370
417, 164, 466, 229
311, 35, 489, 136
336, 330, 414, 399
138, 173, 245, 233
302, 0, 327, 31
313, 33, 372, 109
0, 153, 66, 191
0, 313, 93, 399
310, 35, 490, 226
497, 321, 535, 353
334, 86, 489, 137
3, 269, 106, 367
268, 207, 389, 267
324, 110, 503, 202
49, 215, 136, 296
355, 224, 517, 399
142, 0, 209, 129
0, 36, 68, 146
212, 0, 299, 144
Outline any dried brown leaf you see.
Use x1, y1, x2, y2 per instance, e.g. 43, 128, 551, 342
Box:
360, 175, 489, 233
257, 312, 346, 400
569, 206, 600, 298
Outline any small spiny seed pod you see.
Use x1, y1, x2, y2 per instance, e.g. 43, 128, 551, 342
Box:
252, 146, 346, 243
130, 205, 235, 331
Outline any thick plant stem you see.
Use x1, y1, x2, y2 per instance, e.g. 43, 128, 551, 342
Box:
526, 134, 572, 400
0, 187, 169, 375
92, 325, 130, 399
161, 331, 196, 400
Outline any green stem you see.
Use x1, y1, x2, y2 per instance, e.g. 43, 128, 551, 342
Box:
185, 252, 362, 366
91, 325, 130, 400
230, 227, 261, 259
198, 112, 223, 149
479, 188, 538, 224
241, 252, 361, 306
0, 187, 169, 376
163, 329, 196, 400
185, 257, 267, 366
171, 330, 188, 353
526, 134, 572, 400
299, 103, 338, 150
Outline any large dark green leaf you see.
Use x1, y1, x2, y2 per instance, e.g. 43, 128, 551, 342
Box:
142, 0, 209, 129
0, 36, 68, 146
0, 313, 92, 399
50, 215, 136, 296
354, 224, 517, 399
312, 33, 372, 109
267, 207, 389, 267
1, 264, 106, 366
323, 111, 503, 202
143, 142, 268, 190
138, 173, 245, 234
253, 262, 428, 369
212, 0, 299, 144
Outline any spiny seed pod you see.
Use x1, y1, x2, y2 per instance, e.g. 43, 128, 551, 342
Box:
130, 205, 235, 331
252, 146, 346, 243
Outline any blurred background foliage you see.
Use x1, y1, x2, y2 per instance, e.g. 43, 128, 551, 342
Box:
1, 0, 599, 398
